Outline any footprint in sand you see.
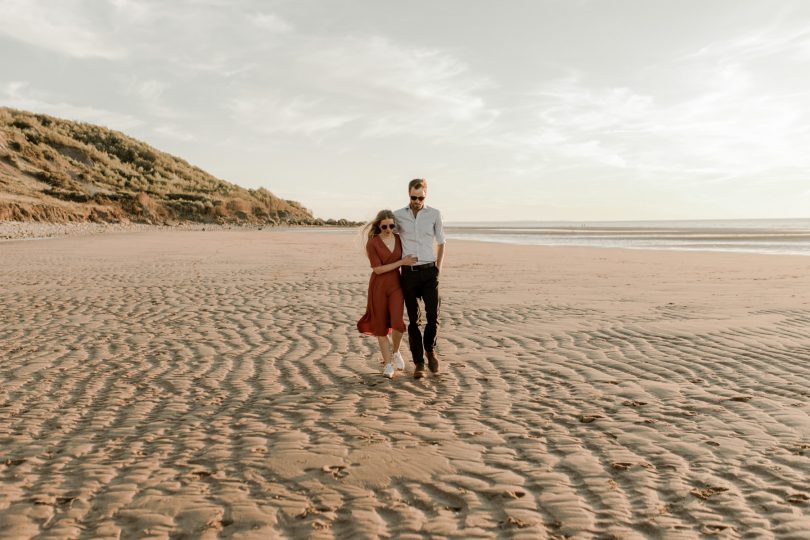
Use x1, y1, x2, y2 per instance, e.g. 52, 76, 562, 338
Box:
579, 414, 604, 423
622, 400, 648, 407
790, 443, 810, 455
321, 464, 349, 479
498, 516, 532, 529
702, 523, 733, 534
611, 462, 633, 471
691, 486, 729, 500
206, 518, 234, 529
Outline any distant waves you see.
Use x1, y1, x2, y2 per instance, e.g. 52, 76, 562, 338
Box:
446, 219, 810, 255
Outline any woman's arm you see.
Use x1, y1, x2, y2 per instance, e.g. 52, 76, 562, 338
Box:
372, 255, 417, 275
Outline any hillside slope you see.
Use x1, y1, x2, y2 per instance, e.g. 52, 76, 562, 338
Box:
0, 108, 334, 225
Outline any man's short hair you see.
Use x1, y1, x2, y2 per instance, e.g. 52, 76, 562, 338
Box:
409, 178, 427, 191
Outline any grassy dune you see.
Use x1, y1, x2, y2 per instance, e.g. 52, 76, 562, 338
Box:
0, 108, 347, 226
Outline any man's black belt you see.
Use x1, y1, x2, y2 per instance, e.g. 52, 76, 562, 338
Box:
403, 262, 436, 271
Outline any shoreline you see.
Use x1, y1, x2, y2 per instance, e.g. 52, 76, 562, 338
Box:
0, 220, 359, 242
446, 234, 810, 257
5, 220, 810, 258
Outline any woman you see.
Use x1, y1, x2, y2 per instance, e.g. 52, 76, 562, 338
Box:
357, 210, 416, 378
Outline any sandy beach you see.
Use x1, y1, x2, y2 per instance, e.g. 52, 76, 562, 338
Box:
1, 229, 809, 539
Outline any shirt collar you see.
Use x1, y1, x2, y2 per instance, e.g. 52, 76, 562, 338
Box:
403, 204, 431, 216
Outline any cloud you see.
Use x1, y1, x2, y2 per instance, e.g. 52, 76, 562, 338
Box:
250, 12, 293, 33
227, 94, 358, 138
154, 124, 195, 141
1, 81, 141, 130
107, 0, 154, 21
684, 21, 810, 65
130, 79, 166, 102
2, 2, 494, 144
118, 76, 183, 120
0, 0, 295, 67
228, 35, 498, 142
302, 36, 498, 139
506, 26, 810, 183
0, 0, 127, 59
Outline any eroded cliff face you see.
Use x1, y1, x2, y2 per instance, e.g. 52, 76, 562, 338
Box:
0, 108, 323, 225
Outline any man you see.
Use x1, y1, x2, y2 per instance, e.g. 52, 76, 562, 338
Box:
394, 178, 446, 379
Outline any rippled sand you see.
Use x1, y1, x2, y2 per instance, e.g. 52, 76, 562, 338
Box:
1, 230, 809, 539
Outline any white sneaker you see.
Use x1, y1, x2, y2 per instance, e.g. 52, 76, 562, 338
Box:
383, 362, 395, 378
392, 351, 405, 370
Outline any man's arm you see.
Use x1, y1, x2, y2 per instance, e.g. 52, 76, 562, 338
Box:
436, 242, 445, 273
434, 209, 446, 272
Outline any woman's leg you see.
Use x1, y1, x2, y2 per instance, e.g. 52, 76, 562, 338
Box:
377, 336, 392, 364
378, 335, 395, 377
391, 330, 403, 353
389, 287, 407, 354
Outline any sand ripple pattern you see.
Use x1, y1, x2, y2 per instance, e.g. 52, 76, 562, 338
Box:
1, 231, 809, 539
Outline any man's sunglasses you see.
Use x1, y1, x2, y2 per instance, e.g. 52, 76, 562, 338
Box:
380, 224, 396, 230
410, 196, 425, 201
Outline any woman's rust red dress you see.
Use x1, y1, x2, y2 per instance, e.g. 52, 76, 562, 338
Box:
357, 234, 406, 337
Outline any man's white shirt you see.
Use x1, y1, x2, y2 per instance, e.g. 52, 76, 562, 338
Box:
394, 205, 446, 265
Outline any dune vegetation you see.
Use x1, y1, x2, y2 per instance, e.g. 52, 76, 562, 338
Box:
0, 108, 348, 226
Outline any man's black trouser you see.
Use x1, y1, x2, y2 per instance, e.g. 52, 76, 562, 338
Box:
400, 264, 440, 365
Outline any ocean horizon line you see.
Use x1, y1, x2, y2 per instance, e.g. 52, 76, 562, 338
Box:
446, 217, 810, 229
444, 218, 810, 256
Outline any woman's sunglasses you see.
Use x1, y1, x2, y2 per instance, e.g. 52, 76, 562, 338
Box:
410, 196, 425, 201
379, 224, 396, 230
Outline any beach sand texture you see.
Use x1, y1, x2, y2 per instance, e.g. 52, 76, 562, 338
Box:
1, 230, 809, 539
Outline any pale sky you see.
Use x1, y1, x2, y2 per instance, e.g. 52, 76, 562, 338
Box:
2, 0, 810, 222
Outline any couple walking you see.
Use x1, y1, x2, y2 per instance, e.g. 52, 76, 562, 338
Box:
357, 178, 445, 379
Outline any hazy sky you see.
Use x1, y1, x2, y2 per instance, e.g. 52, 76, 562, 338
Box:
2, 0, 810, 221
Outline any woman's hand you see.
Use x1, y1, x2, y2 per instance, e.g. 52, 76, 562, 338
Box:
400, 255, 418, 267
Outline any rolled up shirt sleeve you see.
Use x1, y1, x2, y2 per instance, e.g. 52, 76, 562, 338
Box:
434, 210, 446, 245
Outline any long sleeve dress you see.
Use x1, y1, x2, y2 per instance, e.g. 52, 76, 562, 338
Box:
357, 234, 406, 337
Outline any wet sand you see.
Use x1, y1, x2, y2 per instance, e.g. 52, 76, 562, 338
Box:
1, 230, 809, 538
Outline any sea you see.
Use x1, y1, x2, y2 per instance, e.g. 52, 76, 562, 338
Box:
444, 219, 810, 256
